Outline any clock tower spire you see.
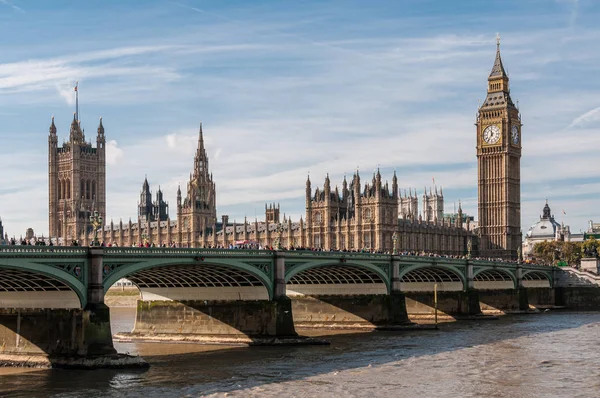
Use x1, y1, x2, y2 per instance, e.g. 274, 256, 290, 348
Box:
476, 36, 522, 259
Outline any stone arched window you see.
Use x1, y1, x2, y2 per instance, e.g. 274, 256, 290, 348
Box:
92, 181, 96, 200
66, 179, 71, 199
314, 235, 321, 248
363, 232, 371, 248
315, 212, 322, 224
86, 180, 91, 200
364, 208, 371, 221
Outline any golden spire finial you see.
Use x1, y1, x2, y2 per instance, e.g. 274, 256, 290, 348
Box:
496, 33, 500, 47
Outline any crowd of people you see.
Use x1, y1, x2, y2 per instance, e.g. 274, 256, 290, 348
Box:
1, 237, 547, 265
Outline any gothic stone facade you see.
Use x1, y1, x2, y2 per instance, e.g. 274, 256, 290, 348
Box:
49, 45, 528, 254
48, 119, 472, 253
48, 115, 106, 242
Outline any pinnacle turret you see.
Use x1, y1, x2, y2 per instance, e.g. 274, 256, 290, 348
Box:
198, 122, 204, 151
192, 122, 209, 180
69, 112, 85, 144
49, 116, 57, 135
97, 117, 104, 136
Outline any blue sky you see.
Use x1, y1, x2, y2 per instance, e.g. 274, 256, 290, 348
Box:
0, 0, 599, 238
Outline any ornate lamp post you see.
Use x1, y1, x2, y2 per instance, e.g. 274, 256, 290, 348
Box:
274, 223, 285, 250
517, 245, 522, 264
89, 210, 103, 247
467, 237, 472, 259
392, 231, 399, 255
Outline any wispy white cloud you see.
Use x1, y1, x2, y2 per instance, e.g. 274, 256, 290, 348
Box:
0, 1, 600, 238
568, 106, 600, 128
0, 0, 24, 13
556, 0, 580, 27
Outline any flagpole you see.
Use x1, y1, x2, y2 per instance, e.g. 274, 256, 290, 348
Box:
75, 81, 79, 121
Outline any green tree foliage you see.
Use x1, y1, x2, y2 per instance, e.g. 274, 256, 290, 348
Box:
582, 237, 599, 258
533, 240, 583, 265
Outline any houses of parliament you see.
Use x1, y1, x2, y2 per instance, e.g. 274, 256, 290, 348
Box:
45, 40, 521, 259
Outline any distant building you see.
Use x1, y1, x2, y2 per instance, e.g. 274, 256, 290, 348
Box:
585, 220, 600, 240
399, 189, 418, 221
138, 177, 169, 222
422, 186, 444, 224
444, 207, 476, 232
522, 201, 584, 259
0, 217, 6, 244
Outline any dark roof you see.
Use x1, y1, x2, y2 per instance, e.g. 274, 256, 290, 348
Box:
489, 46, 507, 78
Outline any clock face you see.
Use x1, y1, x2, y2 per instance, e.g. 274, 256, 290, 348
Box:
483, 125, 501, 145
511, 125, 519, 144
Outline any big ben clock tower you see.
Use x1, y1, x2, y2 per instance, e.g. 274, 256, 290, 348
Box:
476, 36, 522, 259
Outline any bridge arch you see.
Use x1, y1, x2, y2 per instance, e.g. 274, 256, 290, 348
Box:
285, 260, 390, 295
0, 262, 86, 308
398, 264, 465, 291
103, 258, 274, 300
473, 267, 517, 289
522, 270, 552, 288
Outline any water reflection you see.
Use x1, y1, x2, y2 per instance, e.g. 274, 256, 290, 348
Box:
1, 311, 600, 397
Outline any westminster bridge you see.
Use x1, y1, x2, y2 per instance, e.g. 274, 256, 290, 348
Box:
0, 246, 556, 365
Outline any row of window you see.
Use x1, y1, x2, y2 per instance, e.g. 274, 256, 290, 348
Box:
57, 179, 96, 200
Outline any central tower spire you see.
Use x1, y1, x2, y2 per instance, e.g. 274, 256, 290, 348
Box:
487, 34, 510, 94
193, 122, 209, 180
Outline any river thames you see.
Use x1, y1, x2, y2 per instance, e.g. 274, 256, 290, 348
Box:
1, 310, 599, 397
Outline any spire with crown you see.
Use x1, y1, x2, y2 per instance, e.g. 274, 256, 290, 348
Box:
489, 33, 507, 79
480, 34, 516, 110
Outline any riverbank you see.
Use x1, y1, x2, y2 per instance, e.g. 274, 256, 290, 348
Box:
105, 287, 140, 308
0, 353, 149, 369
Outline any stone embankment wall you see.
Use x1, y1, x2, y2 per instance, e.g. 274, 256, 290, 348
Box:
132, 298, 296, 338
554, 268, 600, 288
0, 307, 114, 357
552, 268, 600, 310
556, 287, 600, 310
291, 294, 410, 328
105, 287, 140, 308
404, 291, 479, 317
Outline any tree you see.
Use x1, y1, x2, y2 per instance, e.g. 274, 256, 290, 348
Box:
533, 240, 557, 264
582, 237, 600, 258
559, 241, 583, 266
532, 240, 583, 266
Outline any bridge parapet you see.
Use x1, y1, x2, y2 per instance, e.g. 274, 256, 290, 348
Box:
284, 251, 391, 261
0, 246, 88, 255
102, 247, 274, 258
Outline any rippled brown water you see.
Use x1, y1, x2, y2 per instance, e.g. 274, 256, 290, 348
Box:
1, 309, 600, 397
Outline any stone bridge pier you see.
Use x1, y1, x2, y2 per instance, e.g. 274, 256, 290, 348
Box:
0, 248, 143, 368
286, 253, 410, 329
108, 250, 298, 344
